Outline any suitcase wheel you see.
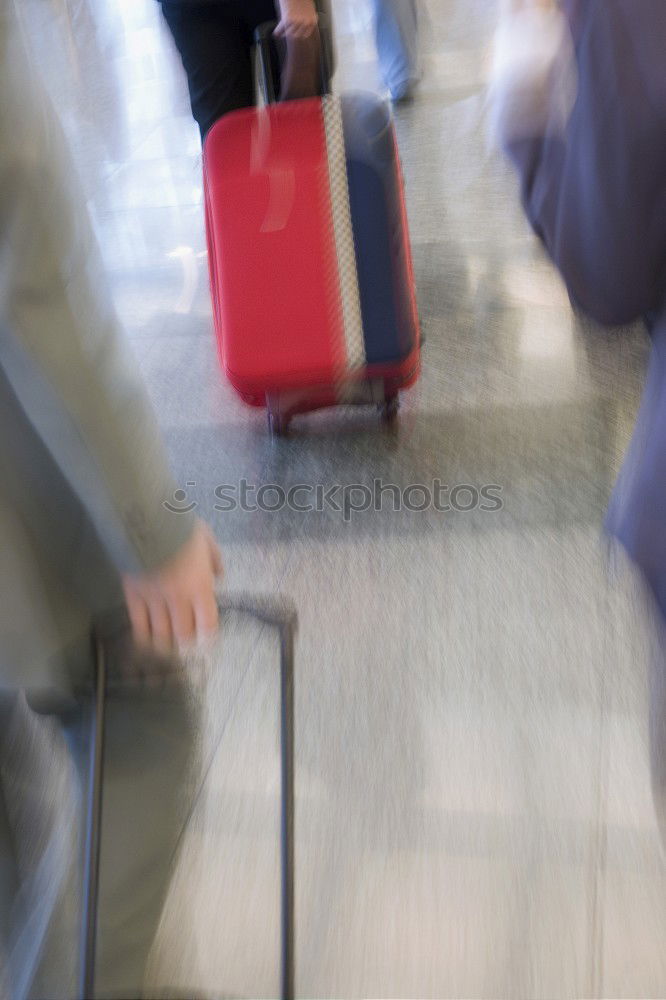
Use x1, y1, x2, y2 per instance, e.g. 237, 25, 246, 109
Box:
268, 409, 290, 438
379, 392, 400, 425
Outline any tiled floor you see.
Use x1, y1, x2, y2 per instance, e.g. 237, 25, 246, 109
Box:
19, 0, 666, 995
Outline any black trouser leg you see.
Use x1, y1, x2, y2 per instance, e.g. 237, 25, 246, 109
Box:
160, 2, 255, 139
160, 0, 277, 139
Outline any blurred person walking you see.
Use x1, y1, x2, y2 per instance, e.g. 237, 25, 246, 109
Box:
159, 0, 421, 132
158, 0, 326, 140
0, 5, 222, 998
489, 0, 666, 844
370, 0, 421, 104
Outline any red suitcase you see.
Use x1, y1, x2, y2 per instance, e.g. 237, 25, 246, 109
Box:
203, 33, 420, 435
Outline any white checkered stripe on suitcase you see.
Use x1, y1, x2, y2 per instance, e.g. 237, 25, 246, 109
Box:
321, 96, 367, 376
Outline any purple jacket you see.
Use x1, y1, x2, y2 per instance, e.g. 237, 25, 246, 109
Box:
492, 0, 666, 618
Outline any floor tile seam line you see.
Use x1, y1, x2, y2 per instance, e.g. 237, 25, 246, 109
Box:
134, 336, 161, 366
126, 121, 164, 163
588, 753, 609, 1000
91, 134, 153, 199
104, 118, 174, 184
588, 588, 614, 998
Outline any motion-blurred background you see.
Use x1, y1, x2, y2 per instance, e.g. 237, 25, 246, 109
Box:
13, 0, 664, 995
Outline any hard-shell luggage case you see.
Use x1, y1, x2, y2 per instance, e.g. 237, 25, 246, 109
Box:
203, 27, 420, 436
80, 594, 298, 1000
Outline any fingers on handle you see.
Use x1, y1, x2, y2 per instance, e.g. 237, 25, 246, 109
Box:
208, 537, 224, 579
194, 588, 220, 643
123, 584, 152, 649
169, 595, 197, 649
147, 595, 175, 655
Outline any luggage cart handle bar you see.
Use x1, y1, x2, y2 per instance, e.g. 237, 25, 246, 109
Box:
92, 591, 298, 643
216, 590, 297, 1000
255, 16, 333, 107
83, 591, 297, 1000
216, 591, 298, 631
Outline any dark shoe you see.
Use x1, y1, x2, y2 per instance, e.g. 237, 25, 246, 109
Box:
390, 77, 420, 105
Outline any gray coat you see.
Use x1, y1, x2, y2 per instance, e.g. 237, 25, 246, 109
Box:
0, 8, 194, 697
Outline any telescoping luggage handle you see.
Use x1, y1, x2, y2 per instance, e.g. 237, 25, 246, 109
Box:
80, 593, 299, 1000
255, 14, 334, 107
